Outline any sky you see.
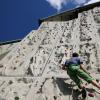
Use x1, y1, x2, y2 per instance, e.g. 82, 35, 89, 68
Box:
0, 0, 99, 42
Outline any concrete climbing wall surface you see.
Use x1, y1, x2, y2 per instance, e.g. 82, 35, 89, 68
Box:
0, 29, 38, 75
0, 4, 100, 100
0, 22, 66, 76
0, 77, 34, 100
0, 42, 19, 60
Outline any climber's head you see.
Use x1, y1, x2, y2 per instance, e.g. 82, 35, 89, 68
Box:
72, 52, 79, 57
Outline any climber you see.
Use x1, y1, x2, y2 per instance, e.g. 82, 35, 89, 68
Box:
61, 52, 100, 98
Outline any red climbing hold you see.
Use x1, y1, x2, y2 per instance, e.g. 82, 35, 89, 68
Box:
88, 92, 94, 97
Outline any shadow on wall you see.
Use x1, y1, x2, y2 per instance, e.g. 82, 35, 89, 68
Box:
55, 78, 82, 99
55, 78, 73, 95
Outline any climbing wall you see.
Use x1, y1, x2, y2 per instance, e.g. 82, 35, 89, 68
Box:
0, 4, 100, 100
0, 42, 19, 60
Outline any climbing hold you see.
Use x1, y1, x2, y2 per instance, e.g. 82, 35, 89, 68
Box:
53, 96, 57, 100
15, 60, 19, 63
23, 47, 26, 49
96, 79, 99, 83
85, 83, 88, 86
0, 64, 3, 68
88, 92, 94, 97
14, 96, 19, 100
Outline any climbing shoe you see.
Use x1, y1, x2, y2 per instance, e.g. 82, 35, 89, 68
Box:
81, 88, 87, 99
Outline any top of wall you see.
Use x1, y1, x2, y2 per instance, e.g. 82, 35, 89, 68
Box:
0, 39, 21, 46
1, 1, 100, 45
39, 1, 100, 23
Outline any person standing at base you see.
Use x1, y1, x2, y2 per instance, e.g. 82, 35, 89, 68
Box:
61, 52, 100, 98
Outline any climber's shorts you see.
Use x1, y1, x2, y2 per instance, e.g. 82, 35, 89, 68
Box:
67, 67, 94, 87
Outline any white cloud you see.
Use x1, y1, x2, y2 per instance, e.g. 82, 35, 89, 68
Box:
45, 0, 100, 12
74, 0, 87, 4
84, 0, 100, 5
46, 0, 68, 12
